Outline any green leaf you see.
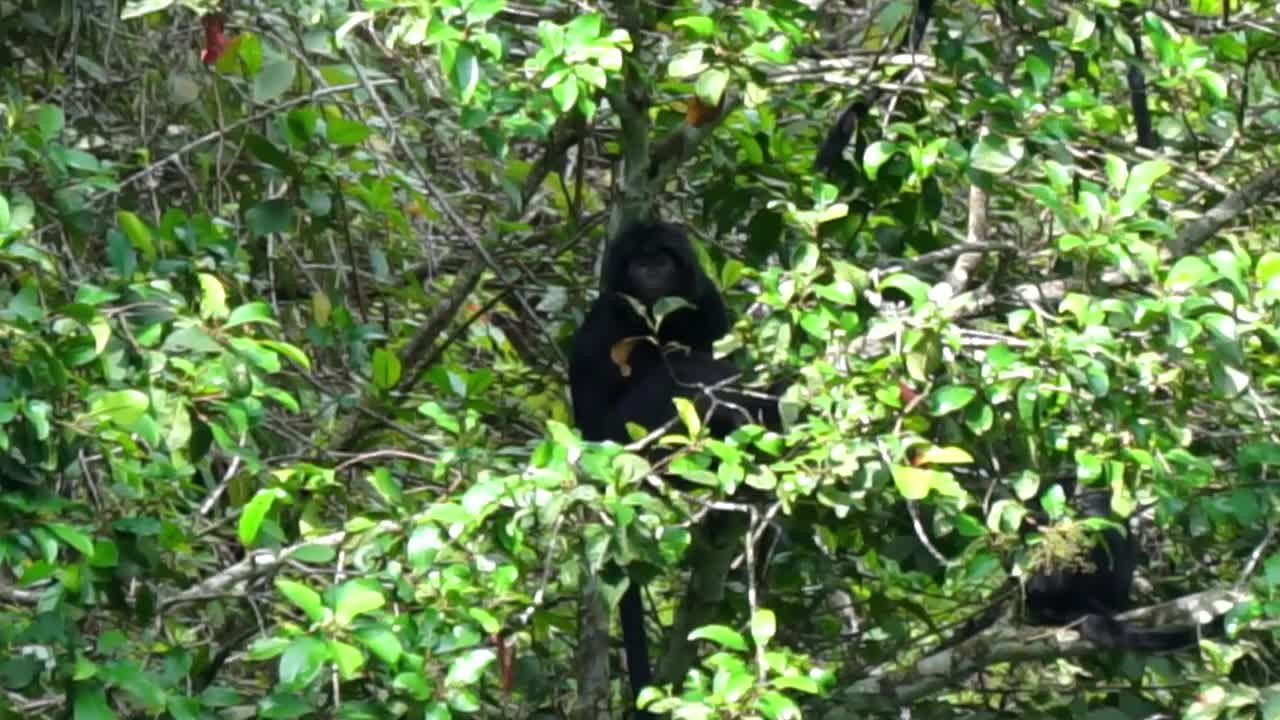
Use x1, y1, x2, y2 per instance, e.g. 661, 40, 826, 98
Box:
328, 640, 365, 679
253, 60, 297, 103
246, 134, 294, 171
90, 541, 119, 568
287, 111, 319, 145
90, 390, 149, 426
478, 29, 519, 60
23, 399, 52, 439
1068, 9, 1097, 45
355, 625, 404, 665
163, 326, 222, 354
1165, 256, 1216, 292
738, 8, 774, 34
444, 648, 496, 686
276, 579, 326, 623
72, 683, 117, 720
720, 669, 753, 702
1127, 159, 1171, 195
757, 691, 805, 718
226, 302, 278, 328
291, 544, 337, 564
259, 692, 315, 718
468, 607, 501, 634
115, 211, 156, 264
38, 105, 65, 140
327, 117, 372, 146
878, 273, 930, 305
552, 77, 578, 112
259, 340, 312, 370
371, 348, 402, 389
668, 48, 706, 78
862, 141, 897, 180
1257, 252, 1280, 288
1209, 249, 1247, 297
1201, 312, 1238, 343
9, 285, 45, 322
245, 198, 293, 238
426, 17, 463, 46
773, 675, 821, 694
1209, 359, 1249, 398
466, 0, 504, 24
1104, 155, 1128, 193
565, 14, 602, 47
99, 663, 160, 712
121, 0, 176, 19
1194, 68, 1228, 100
916, 445, 974, 465
1042, 160, 1073, 192
970, 135, 1024, 175
333, 579, 386, 624
452, 44, 479, 103
688, 624, 747, 650
891, 465, 937, 500
1025, 54, 1051, 90
239, 488, 287, 545
198, 273, 229, 320
576, 64, 607, 89
695, 68, 728, 106
407, 525, 444, 570
278, 637, 328, 688
419, 401, 461, 433
750, 608, 776, 646
47, 523, 96, 557
673, 396, 701, 437
929, 385, 977, 415
392, 672, 431, 700
674, 15, 716, 38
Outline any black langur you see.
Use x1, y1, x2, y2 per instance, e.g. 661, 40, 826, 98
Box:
569, 221, 782, 718
814, 0, 936, 175
1022, 488, 1196, 650
943, 483, 1200, 654
1024, 489, 1136, 624
571, 221, 729, 440
593, 350, 782, 444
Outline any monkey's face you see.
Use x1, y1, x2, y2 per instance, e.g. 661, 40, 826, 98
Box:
622, 246, 685, 305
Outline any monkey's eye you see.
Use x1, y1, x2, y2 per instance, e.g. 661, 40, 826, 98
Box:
629, 251, 675, 275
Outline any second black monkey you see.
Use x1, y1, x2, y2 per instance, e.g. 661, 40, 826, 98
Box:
569, 221, 782, 718
943, 484, 1202, 654
1023, 487, 1198, 651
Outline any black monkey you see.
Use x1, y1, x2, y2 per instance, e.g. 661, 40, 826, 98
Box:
572, 221, 729, 441
814, 0, 935, 175
1024, 489, 1136, 625
936, 483, 1201, 655
594, 350, 782, 443
1022, 488, 1197, 650
569, 221, 781, 718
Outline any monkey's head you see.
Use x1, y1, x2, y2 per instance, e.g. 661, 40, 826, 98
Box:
603, 221, 703, 306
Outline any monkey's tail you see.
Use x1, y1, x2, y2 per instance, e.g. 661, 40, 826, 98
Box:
620, 582, 655, 719
1081, 614, 1221, 652
813, 102, 866, 174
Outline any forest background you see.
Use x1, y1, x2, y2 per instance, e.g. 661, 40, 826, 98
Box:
1, 0, 1279, 718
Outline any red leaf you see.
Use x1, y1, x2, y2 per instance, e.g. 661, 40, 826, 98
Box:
899, 381, 920, 404
200, 13, 228, 66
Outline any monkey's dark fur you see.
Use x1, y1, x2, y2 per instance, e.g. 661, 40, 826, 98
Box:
569, 221, 781, 718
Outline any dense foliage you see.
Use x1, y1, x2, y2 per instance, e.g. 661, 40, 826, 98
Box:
2, 0, 1280, 718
